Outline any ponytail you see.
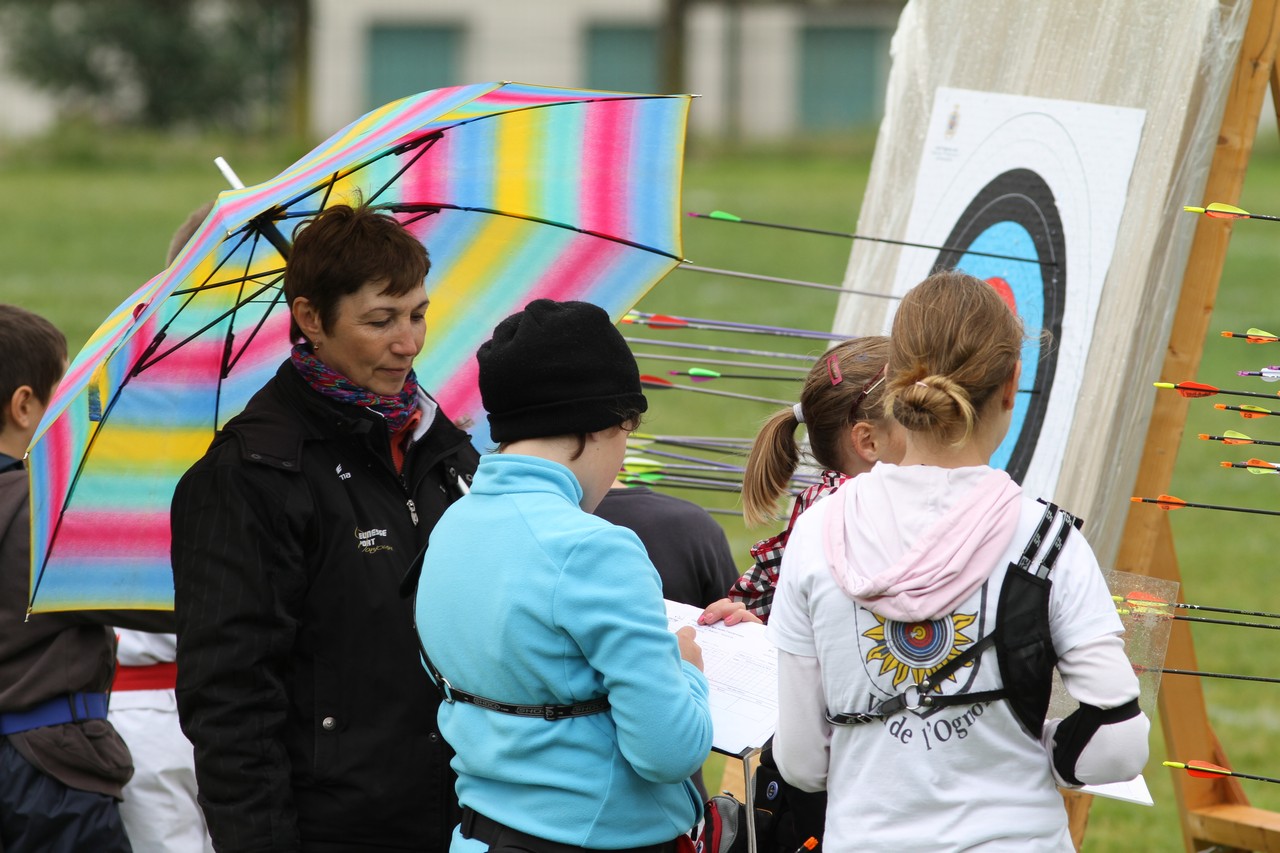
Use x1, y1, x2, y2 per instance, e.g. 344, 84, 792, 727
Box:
742, 408, 803, 527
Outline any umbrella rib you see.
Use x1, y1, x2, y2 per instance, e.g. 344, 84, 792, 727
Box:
379, 202, 682, 262
136, 277, 283, 374
364, 134, 440, 206
171, 268, 286, 297
224, 285, 289, 377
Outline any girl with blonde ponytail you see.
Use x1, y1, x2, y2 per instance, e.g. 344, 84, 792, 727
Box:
700, 336, 904, 626
768, 271, 1149, 850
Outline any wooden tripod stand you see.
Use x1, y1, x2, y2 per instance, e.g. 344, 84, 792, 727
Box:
1066, 1, 1280, 849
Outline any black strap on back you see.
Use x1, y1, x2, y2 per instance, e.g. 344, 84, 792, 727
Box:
404, 539, 610, 722
827, 502, 1077, 727
419, 647, 611, 721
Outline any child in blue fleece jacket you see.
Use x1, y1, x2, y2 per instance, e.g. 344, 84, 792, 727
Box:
416, 299, 713, 853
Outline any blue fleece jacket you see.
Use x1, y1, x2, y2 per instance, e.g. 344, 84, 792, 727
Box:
416, 454, 713, 849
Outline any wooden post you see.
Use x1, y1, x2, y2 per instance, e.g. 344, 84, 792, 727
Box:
1070, 1, 1280, 849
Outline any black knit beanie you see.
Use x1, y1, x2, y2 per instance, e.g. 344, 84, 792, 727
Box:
478, 299, 648, 443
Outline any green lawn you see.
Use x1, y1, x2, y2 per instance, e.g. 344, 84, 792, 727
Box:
4, 126, 1280, 850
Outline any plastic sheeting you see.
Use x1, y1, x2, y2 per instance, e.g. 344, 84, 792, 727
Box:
834, 0, 1251, 566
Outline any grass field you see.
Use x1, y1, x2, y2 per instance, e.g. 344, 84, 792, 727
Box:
4, 125, 1280, 850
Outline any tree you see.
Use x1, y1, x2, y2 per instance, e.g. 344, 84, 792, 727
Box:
0, 0, 307, 130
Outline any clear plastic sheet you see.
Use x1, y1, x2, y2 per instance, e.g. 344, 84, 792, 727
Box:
834, 0, 1251, 566
1048, 568, 1179, 722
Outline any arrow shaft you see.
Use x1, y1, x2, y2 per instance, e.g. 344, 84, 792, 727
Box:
1216, 403, 1279, 416
1174, 614, 1280, 632
627, 314, 844, 342
1200, 433, 1280, 447
625, 337, 817, 362
678, 263, 899, 299
675, 371, 800, 382
1134, 496, 1280, 517
647, 381, 791, 406
690, 212, 1055, 267
1123, 596, 1280, 621
632, 310, 843, 340
1157, 666, 1280, 685
1165, 761, 1280, 785
624, 446, 747, 471
631, 352, 809, 374
640, 433, 754, 449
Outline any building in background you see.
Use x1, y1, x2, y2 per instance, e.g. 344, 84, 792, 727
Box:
0, 0, 903, 141
310, 0, 902, 140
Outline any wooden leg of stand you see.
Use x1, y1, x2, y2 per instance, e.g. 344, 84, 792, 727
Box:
1062, 789, 1093, 850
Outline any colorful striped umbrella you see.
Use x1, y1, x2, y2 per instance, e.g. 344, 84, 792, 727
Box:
27, 81, 690, 613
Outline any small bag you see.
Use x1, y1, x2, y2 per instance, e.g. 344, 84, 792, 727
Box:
690, 792, 749, 853
750, 740, 825, 853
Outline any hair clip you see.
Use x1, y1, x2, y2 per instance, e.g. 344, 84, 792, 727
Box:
826, 354, 844, 386
850, 364, 888, 421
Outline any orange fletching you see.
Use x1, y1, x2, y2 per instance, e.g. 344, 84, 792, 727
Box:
1185, 760, 1232, 778
1175, 381, 1218, 398
646, 314, 687, 329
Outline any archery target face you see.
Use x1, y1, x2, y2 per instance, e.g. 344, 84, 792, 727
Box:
888, 89, 1144, 498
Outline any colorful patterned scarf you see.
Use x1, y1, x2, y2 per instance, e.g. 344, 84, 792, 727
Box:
290, 343, 420, 434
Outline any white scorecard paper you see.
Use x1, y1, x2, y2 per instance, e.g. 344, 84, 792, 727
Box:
665, 599, 778, 755
1079, 775, 1153, 806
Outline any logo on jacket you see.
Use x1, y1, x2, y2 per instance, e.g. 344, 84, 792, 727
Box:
862, 612, 977, 690
336, 464, 351, 481
355, 526, 391, 553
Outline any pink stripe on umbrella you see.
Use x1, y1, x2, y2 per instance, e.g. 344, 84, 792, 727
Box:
579, 101, 635, 240
433, 237, 631, 421
52, 511, 171, 559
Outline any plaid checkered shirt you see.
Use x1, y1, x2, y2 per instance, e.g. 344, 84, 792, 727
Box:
726, 470, 848, 622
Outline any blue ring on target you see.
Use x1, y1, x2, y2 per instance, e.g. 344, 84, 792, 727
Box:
933, 169, 1065, 484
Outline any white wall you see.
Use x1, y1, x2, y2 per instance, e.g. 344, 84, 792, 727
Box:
0, 40, 56, 138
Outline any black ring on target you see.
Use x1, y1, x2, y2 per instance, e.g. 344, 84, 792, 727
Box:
932, 168, 1065, 484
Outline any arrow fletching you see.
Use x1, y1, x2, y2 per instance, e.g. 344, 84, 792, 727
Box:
1156, 380, 1218, 399
1131, 494, 1188, 511
1164, 760, 1233, 778
640, 375, 675, 389
647, 314, 687, 329
1222, 329, 1280, 343
1204, 202, 1251, 219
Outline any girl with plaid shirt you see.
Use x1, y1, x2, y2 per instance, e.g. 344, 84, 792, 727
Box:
700, 336, 905, 626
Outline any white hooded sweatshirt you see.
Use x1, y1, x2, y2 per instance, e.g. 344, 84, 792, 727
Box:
768, 463, 1148, 853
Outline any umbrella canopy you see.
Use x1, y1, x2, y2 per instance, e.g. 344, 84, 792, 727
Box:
28, 81, 690, 613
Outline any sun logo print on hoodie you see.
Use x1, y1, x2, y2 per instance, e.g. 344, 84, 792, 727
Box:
862, 611, 978, 690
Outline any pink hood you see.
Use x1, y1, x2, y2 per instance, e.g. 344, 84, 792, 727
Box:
823, 463, 1023, 622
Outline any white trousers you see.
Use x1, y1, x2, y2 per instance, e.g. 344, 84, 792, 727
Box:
109, 689, 214, 853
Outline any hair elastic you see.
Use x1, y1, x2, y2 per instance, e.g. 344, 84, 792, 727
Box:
792, 402, 805, 424
915, 381, 929, 389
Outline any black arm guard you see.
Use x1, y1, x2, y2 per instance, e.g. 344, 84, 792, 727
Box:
1052, 698, 1142, 786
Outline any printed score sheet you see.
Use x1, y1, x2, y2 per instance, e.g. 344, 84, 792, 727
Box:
665, 599, 777, 756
